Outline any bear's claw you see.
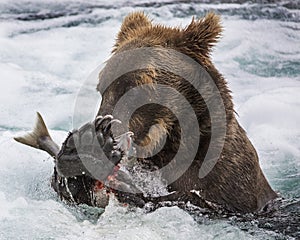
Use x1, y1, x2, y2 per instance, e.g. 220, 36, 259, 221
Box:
56, 115, 123, 180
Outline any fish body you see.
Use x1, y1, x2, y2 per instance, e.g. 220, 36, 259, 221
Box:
14, 112, 142, 208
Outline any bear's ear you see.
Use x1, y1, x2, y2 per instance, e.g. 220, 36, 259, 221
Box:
114, 12, 152, 49
182, 12, 222, 58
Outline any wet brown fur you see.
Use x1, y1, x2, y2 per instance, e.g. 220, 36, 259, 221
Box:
97, 12, 277, 212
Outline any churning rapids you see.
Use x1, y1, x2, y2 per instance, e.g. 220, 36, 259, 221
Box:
0, 0, 299, 239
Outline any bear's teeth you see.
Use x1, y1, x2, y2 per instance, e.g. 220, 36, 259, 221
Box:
115, 131, 134, 154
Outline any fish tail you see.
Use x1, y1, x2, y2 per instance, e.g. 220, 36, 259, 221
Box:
14, 112, 51, 149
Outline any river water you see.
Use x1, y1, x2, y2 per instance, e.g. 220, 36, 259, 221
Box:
0, 0, 299, 239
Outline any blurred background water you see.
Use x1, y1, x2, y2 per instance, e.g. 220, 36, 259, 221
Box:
0, 0, 299, 239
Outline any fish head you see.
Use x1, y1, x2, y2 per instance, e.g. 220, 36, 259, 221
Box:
52, 115, 141, 208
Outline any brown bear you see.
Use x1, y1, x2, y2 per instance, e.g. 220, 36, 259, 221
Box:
90, 11, 277, 213
21, 11, 277, 214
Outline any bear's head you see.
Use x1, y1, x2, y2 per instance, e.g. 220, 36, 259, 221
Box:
96, 12, 232, 172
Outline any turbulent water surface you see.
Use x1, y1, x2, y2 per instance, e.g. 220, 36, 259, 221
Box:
0, 0, 299, 239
